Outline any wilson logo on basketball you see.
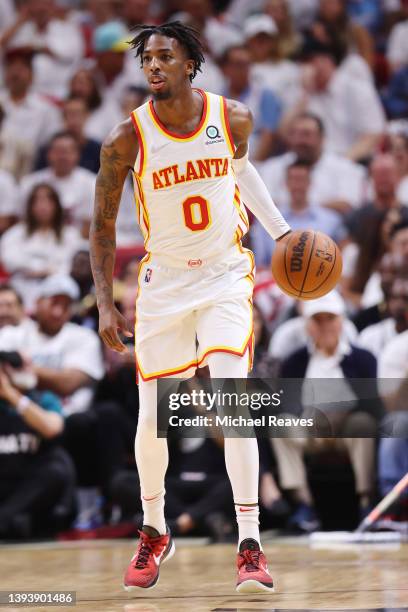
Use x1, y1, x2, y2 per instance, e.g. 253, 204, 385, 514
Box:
290, 231, 309, 272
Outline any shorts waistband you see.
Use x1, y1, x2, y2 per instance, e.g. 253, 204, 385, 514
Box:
148, 246, 239, 270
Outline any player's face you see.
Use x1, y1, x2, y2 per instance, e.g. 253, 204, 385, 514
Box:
142, 35, 195, 100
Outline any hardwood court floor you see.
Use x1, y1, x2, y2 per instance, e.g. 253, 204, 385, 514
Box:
0, 537, 407, 612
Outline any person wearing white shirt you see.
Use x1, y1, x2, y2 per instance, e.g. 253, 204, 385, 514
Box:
20, 132, 96, 233
0, 168, 18, 235
1, 0, 84, 99
358, 278, 408, 358
387, 14, 408, 72
286, 39, 385, 161
0, 49, 62, 176
271, 291, 378, 532
1, 183, 83, 310
244, 14, 302, 110
259, 113, 366, 215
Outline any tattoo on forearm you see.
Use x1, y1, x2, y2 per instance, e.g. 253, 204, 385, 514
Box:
90, 140, 127, 310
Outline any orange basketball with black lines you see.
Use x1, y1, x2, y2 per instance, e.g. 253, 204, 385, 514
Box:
271, 230, 342, 300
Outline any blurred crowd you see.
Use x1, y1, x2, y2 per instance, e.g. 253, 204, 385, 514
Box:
0, 0, 407, 542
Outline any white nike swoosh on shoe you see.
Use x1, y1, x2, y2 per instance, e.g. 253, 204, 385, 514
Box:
153, 551, 165, 565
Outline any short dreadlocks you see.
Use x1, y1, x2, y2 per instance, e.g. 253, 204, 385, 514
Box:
129, 21, 205, 82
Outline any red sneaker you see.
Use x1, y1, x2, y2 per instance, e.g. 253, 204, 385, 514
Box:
123, 526, 175, 591
236, 538, 274, 593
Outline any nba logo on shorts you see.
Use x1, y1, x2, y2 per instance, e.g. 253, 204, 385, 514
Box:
144, 268, 152, 283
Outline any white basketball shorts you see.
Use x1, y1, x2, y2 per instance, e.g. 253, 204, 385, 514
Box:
135, 245, 255, 381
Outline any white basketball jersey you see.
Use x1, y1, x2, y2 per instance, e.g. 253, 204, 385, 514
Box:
130, 89, 249, 265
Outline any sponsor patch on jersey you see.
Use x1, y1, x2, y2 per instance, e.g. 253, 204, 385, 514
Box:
205, 124, 224, 145
188, 259, 202, 268
144, 268, 152, 283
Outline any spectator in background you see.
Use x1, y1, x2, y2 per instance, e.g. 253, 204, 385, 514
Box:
0, 0, 15, 35
70, 249, 98, 331
120, 0, 157, 30
381, 65, 408, 120
377, 310, 408, 518
0, 48, 62, 178
264, 0, 302, 60
36, 97, 101, 175
0, 362, 74, 540
0, 285, 25, 329
358, 275, 408, 357
352, 252, 402, 332
20, 131, 96, 235
0, 275, 119, 529
307, 0, 375, 72
253, 160, 346, 266
0, 0, 84, 99
389, 132, 408, 205
244, 14, 301, 110
259, 113, 365, 214
287, 39, 385, 161
342, 156, 408, 309
220, 45, 282, 161
271, 291, 379, 532
387, 0, 408, 72
1, 184, 82, 310
0, 160, 18, 236
69, 68, 121, 144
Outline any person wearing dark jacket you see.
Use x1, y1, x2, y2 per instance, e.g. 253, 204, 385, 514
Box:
271, 290, 382, 532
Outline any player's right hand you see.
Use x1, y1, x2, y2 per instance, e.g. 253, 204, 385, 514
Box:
98, 305, 134, 353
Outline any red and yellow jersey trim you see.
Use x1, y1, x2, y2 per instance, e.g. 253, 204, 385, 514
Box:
135, 249, 255, 382
221, 96, 236, 157
147, 89, 209, 142
130, 110, 147, 178
133, 173, 150, 248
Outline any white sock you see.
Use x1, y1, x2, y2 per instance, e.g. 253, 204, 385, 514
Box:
235, 504, 261, 549
207, 351, 261, 550
135, 379, 168, 535
141, 490, 166, 535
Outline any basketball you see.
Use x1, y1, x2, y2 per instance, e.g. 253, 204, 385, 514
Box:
271, 229, 342, 300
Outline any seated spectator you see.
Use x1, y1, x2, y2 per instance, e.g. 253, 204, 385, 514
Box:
387, 0, 408, 72
259, 113, 366, 214
268, 299, 358, 361
264, 0, 302, 60
0, 359, 75, 540
352, 252, 403, 331
1, 184, 82, 310
358, 276, 408, 357
307, 0, 375, 71
378, 321, 408, 519
0, 285, 25, 329
19, 131, 96, 235
70, 249, 98, 331
389, 132, 408, 204
69, 68, 121, 144
342, 155, 408, 309
0, 0, 15, 35
0, 275, 122, 530
382, 65, 408, 119
0, 47, 62, 178
0, 165, 17, 236
35, 97, 101, 175
0, 0, 84, 99
251, 303, 280, 379
244, 14, 301, 110
175, 0, 242, 60
271, 291, 380, 532
252, 160, 347, 266
220, 44, 282, 161
287, 39, 385, 161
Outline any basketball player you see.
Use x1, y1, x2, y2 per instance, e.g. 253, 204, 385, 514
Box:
89, 22, 291, 594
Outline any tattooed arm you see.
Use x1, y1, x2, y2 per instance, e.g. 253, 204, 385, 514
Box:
90, 119, 138, 352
